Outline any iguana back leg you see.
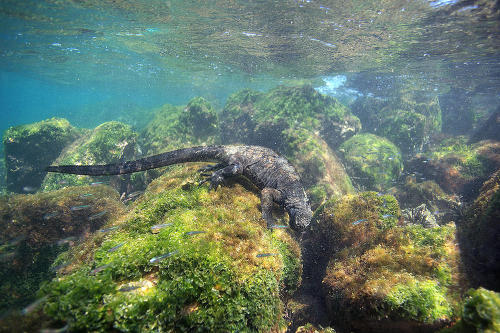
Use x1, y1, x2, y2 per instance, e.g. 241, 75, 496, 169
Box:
261, 188, 283, 228
199, 163, 243, 190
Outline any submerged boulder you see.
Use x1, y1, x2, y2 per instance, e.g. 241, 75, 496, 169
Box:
3, 118, 80, 193
38, 165, 301, 332
0, 185, 125, 315
41, 121, 140, 193
313, 192, 461, 332
440, 288, 500, 333
139, 97, 219, 155
351, 91, 442, 156
406, 136, 500, 199
278, 128, 354, 208
220, 85, 361, 149
458, 169, 500, 291
339, 133, 403, 191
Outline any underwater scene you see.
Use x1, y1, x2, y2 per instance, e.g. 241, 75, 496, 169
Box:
1, 0, 500, 332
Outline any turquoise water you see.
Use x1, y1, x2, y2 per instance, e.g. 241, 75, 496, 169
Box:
2, 0, 498, 134
1, 1, 500, 332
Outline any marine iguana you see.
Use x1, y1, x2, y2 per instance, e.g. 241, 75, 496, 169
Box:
46, 145, 313, 231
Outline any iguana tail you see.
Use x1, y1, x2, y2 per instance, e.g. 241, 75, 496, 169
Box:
46, 145, 226, 176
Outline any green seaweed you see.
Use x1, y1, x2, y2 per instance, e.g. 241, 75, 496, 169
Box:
39, 165, 300, 331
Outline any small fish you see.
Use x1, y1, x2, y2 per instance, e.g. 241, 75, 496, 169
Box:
149, 250, 178, 264
150, 223, 173, 233
352, 219, 368, 225
21, 296, 47, 315
90, 264, 110, 275
39, 324, 69, 333
57, 236, 77, 246
107, 242, 125, 253
22, 186, 36, 192
118, 285, 140, 292
98, 226, 119, 233
90, 181, 107, 186
70, 205, 90, 211
269, 225, 288, 229
88, 210, 107, 220
185, 231, 206, 236
256, 253, 278, 258
79, 193, 93, 198
381, 214, 394, 218
43, 212, 60, 220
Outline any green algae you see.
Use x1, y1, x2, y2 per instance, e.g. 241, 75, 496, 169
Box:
3, 118, 80, 193
280, 128, 354, 208
440, 288, 500, 333
316, 192, 461, 327
41, 121, 138, 191
339, 133, 403, 191
221, 85, 360, 149
39, 165, 301, 331
139, 97, 219, 156
0, 185, 125, 314
351, 92, 442, 155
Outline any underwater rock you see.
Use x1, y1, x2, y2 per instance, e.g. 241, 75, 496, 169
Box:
401, 203, 439, 228
0, 185, 125, 315
278, 128, 354, 208
220, 85, 361, 149
338, 133, 403, 191
351, 91, 442, 156
139, 97, 219, 155
38, 164, 301, 332
469, 107, 500, 143
458, 169, 500, 291
406, 136, 500, 199
41, 121, 141, 193
390, 180, 463, 225
312, 192, 461, 332
440, 287, 500, 333
3, 118, 80, 193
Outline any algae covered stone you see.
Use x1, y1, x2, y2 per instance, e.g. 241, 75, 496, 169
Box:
315, 192, 461, 331
3, 118, 80, 193
0, 185, 125, 314
220, 85, 361, 149
406, 136, 500, 197
40, 165, 301, 332
139, 97, 219, 155
351, 91, 442, 155
41, 121, 139, 192
279, 128, 354, 208
339, 133, 403, 191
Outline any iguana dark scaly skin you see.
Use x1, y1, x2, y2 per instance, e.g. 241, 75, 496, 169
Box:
46, 145, 313, 231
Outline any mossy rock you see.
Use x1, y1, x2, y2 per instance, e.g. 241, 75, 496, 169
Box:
351, 92, 442, 155
315, 192, 461, 331
38, 165, 301, 332
3, 118, 80, 193
0, 185, 125, 315
406, 136, 500, 197
458, 169, 500, 290
440, 288, 500, 333
41, 121, 140, 192
220, 85, 361, 149
139, 97, 219, 155
279, 128, 354, 208
339, 133, 403, 191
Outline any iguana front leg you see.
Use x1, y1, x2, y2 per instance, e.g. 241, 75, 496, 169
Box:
199, 163, 243, 190
261, 188, 283, 228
